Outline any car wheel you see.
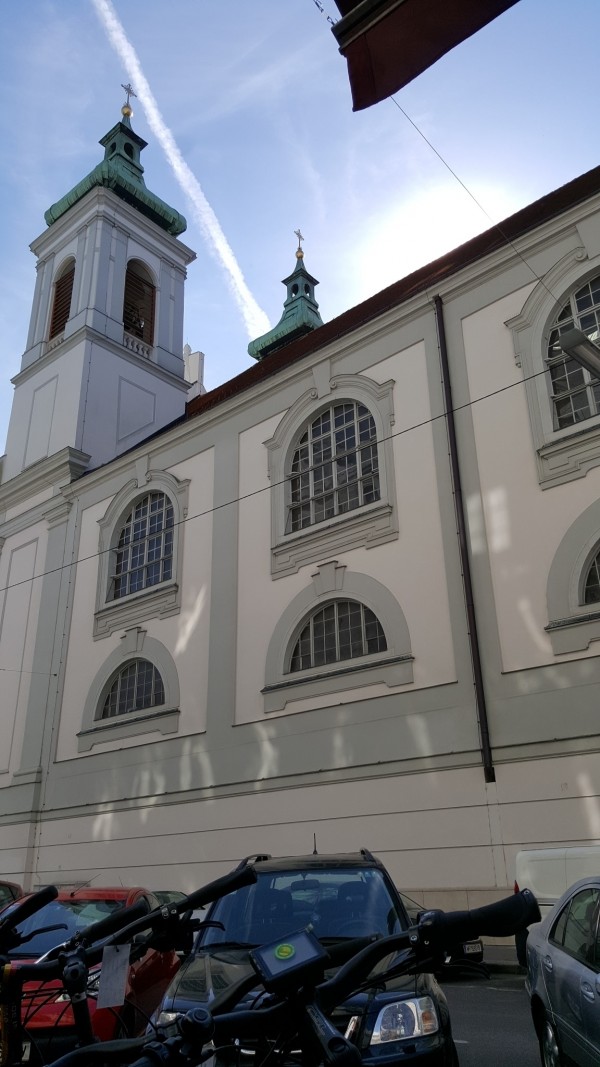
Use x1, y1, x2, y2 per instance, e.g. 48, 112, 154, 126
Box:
539, 1016, 563, 1067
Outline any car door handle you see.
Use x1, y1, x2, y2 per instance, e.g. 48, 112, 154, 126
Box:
543, 955, 553, 972
581, 981, 595, 1003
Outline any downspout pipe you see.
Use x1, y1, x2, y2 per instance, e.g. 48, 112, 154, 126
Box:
433, 295, 495, 784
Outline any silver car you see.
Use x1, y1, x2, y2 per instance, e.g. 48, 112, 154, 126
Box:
526, 875, 600, 1067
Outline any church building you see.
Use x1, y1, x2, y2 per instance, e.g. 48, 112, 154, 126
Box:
2, 97, 600, 908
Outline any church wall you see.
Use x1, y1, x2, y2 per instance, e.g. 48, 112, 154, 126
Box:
0, 520, 47, 782
235, 340, 458, 727
55, 450, 214, 762
3, 348, 86, 480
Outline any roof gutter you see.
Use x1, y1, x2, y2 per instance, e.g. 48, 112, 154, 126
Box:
433, 295, 495, 784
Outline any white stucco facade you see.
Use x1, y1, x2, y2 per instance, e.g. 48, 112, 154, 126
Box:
3, 118, 600, 912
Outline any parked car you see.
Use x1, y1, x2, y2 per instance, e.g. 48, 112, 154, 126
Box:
514, 846, 600, 966
398, 891, 485, 972
151, 890, 188, 907
526, 875, 600, 1066
0, 879, 23, 907
1, 886, 180, 1064
154, 850, 460, 1066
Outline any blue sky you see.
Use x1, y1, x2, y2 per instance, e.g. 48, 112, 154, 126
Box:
0, 0, 598, 453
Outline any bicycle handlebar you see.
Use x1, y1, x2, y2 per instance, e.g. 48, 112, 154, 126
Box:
318, 889, 539, 1009
179, 865, 257, 913
419, 887, 540, 943
29, 887, 540, 1067
76, 899, 151, 946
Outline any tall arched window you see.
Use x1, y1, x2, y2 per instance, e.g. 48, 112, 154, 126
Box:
123, 260, 155, 346
289, 599, 387, 672
111, 491, 174, 600
547, 273, 600, 429
287, 400, 380, 533
100, 659, 165, 719
49, 259, 75, 339
583, 549, 600, 604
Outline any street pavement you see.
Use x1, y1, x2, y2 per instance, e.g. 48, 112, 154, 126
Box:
441, 970, 539, 1067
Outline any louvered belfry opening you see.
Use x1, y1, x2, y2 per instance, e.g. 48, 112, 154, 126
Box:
123, 260, 155, 345
49, 261, 75, 339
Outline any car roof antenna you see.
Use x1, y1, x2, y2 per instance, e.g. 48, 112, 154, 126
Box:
313, 833, 318, 855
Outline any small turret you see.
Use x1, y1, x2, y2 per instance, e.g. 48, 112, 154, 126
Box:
248, 231, 324, 361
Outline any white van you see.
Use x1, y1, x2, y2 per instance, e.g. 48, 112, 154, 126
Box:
514, 846, 600, 963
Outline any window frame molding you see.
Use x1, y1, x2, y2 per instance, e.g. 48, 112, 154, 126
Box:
262, 561, 413, 712
545, 497, 600, 653
48, 256, 76, 344
123, 257, 157, 355
78, 627, 180, 751
506, 245, 600, 487
94, 470, 189, 640
265, 374, 398, 578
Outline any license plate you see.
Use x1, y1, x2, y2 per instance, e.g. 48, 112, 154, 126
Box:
464, 942, 481, 954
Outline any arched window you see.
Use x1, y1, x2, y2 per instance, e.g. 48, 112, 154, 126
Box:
100, 658, 165, 719
583, 549, 600, 604
288, 401, 380, 533
547, 273, 600, 430
49, 259, 75, 339
111, 491, 174, 600
266, 376, 397, 577
79, 631, 180, 751
289, 599, 387, 672
263, 563, 413, 712
123, 260, 155, 346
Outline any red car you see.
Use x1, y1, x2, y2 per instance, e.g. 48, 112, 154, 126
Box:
1, 886, 180, 1063
0, 880, 23, 907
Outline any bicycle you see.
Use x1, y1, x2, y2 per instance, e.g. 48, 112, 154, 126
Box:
40, 888, 540, 1067
0, 867, 257, 1067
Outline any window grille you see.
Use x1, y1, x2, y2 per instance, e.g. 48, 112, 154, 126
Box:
584, 550, 600, 604
290, 599, 387, 672
287, 401, 380, 532
111, 491, 174, 600
547, 275, 600, 429
101, 659, 165, 719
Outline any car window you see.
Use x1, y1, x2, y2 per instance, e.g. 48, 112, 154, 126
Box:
551, 888, 600, 965
4, 897, 125, 957
200, 867, 407, 946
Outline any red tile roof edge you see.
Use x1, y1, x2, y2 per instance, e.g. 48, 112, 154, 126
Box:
186, 164, 600, 422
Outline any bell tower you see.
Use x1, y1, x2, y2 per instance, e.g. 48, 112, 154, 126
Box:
2, 91, 195, 482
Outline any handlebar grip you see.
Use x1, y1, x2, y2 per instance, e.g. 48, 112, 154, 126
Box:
0, 885, 58, 935
181, 864, 257, 912
78, 899, 151, 946
419, 889, 541, 947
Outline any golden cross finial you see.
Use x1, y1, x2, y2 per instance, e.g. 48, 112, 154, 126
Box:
121, 83, 137, 107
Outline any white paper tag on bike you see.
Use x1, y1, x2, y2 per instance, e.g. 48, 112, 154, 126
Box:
97, 945, 129, 1008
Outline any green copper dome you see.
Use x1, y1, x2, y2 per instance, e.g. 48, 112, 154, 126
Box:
44, 109, 187, 237
248, 245, 324, 361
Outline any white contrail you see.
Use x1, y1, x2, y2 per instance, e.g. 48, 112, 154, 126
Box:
91, 0, 270, 341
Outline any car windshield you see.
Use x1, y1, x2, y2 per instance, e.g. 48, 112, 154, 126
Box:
4, 897, 126, 958
200, 867, 407, 946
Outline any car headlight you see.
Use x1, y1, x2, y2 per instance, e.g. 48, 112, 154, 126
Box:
370, 997, 439, 1043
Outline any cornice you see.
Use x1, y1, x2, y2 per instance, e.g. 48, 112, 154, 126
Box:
12, 326, 191, 391
30, 186, 196, 266
0, 447, 90, 516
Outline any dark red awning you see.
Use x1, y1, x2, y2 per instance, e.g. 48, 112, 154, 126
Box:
331, 0, 520, 110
